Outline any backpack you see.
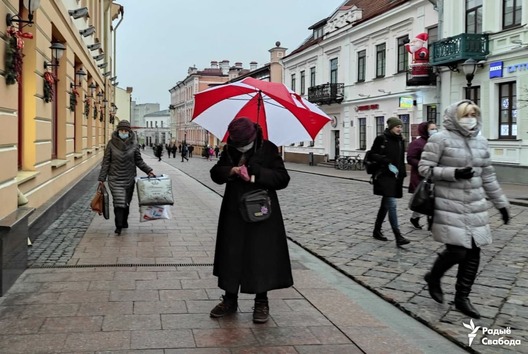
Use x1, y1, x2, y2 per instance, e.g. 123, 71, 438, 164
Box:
364, 136, 388, 175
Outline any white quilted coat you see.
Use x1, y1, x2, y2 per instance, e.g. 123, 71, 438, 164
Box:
418, 100, 509, 249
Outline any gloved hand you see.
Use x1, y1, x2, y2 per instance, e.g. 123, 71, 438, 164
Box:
499, 207, 510, 224
454, 167, 474, 179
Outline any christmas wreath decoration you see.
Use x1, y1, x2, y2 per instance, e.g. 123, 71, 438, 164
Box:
43, 71, 56, 103
84, 98, 90, 117
69, 88, 79, 111
5, 26, 33, 85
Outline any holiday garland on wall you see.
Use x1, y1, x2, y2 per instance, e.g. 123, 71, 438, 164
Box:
43, 72, 56, 103
5, 26, 33, 85
84, 98, 90, 117
69, 88, 79, 111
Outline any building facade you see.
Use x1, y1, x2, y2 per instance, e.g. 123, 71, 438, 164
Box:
430, 0, 528, 183
142, 109, 171, 146
282, 0, 437, 164
0, 0, 122, 293
130, 101, 160, 129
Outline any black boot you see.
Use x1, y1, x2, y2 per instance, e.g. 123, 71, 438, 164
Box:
410, 217, 423, 229
455, 247, 481, 319
373, 206, 388, 241
424, 248, 463, 303
114, 207, 126, 235
394, 230, 410, 247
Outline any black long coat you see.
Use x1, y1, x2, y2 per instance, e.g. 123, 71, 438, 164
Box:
369, 129, 406, 198
210, 139, 293, 294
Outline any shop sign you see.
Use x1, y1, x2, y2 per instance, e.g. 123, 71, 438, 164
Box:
506, 62, 528, 74
357, 104, 379, 111
489, 61, 503, 78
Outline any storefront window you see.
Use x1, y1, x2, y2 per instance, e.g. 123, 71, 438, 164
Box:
498, 82, 517, 139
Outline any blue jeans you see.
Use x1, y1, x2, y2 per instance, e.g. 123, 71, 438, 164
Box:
375, 196, 399, 232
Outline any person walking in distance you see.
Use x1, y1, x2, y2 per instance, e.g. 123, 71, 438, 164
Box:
181, 143, 189, 162
407, 121, 437, 229
209, 117, 293, 324
98, 120, 155, 235
419, 100, 510, 318
369, 117, 410, 247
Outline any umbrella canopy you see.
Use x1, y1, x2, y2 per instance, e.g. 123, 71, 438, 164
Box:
192, 77, 331, 146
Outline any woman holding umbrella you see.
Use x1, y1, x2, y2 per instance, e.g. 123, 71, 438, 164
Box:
209, 117, 293, 324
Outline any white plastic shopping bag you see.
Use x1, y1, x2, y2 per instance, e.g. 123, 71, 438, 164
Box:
139, 205, 172, 222
136, 174, 174, 206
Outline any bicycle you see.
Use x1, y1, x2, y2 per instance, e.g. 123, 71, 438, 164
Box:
334, 156, 351, 170
351, 154, 365, 171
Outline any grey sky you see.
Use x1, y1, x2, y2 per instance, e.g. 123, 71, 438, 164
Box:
115, 0, 342, 108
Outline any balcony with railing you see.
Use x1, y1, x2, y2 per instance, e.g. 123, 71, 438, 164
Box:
430, 33, 489, 68
307, 83, 344, 105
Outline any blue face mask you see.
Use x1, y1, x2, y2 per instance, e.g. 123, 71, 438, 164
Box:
428, 129, 438, 136
119, 133, 129, 139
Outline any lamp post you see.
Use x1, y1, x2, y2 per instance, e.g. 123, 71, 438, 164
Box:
462, 58, 481, 99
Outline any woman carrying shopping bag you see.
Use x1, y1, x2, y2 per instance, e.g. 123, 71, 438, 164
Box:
98, 120, 155, 235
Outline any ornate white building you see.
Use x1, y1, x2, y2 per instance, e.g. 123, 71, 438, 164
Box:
282, 0, 438, 164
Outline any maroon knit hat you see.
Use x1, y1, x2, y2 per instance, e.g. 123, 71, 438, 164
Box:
227, 117, 257, 147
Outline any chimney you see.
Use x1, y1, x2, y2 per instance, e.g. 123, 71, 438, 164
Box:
220, 60, 230, 75
188, 65, 198, 75
250, 61, 258, 70
269, 41, 287, 64
235, 62, 243, 68
210, 60, 218, 69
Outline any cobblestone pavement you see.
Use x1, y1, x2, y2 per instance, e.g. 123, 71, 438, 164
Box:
28, 185, 97, 267
26, 149, 527, 353
157, 152, 528, 354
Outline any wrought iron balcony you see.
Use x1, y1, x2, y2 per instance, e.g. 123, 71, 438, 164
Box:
308, 83, 344, 105
406, 64, 437, 87
430, 33, 489, 68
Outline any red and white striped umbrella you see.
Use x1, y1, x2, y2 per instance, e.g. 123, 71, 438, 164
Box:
192, 77, 331, 146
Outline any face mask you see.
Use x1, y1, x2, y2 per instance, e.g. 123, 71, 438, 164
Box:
459, 117, 477, 130
428, 129, 438, 136
119, 133, 129, 139
236, 141, 254, 153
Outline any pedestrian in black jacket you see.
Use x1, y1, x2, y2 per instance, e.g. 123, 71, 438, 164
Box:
369, 117, 410, 247
209, 117, 293, 324
98, 120, 155, 235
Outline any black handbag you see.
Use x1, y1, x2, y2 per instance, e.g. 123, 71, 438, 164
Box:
239, 189, 272, 222
408, 169, 435, 216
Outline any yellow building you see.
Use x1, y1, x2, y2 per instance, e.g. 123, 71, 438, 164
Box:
0, 0, 123, 293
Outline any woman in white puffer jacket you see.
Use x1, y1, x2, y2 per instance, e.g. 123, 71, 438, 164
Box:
418, 100, 510, 319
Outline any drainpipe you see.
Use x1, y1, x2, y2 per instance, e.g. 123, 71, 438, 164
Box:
429, 0, 443, 123
113, 5, 124, 82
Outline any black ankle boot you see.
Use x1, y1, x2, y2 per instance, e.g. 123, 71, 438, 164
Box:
373, 229, 388, 241
394, 231, 410, 247
410, 217, 423, 229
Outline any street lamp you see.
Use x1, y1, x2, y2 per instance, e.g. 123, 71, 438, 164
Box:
462, 58, 484, 99
462, 58, 478, 88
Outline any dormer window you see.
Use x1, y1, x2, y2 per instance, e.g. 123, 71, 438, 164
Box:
313, 27, 323, 39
